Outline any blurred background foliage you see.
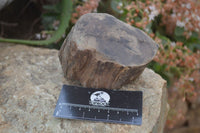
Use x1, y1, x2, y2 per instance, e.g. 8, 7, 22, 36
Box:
0, 0, 199, 132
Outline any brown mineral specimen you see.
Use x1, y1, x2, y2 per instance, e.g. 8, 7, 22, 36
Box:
59, 13, 158, 89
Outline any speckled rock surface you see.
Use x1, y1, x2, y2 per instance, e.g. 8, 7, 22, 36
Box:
59, 13, 158, 89
0, 43, 168, 133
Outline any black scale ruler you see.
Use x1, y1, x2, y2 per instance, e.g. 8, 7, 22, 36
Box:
53, 85, 143, 125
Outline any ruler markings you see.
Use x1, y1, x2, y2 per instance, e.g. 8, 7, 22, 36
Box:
56, 114, 140, 125
59, 103, 138, 113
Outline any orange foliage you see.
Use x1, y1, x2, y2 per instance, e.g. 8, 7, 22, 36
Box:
71, 0, 100, 23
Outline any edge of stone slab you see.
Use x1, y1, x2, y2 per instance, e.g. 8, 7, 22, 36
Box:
152, 79, 169, 133
140, 68, 168, 133
120, 68, 168, 133
0, 42, 59, 53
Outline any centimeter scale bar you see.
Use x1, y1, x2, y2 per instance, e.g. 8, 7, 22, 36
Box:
54, 85, 143, 125
58, 103, 139, 115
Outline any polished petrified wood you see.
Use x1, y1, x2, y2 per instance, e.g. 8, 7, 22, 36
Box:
59, 13, 158, 89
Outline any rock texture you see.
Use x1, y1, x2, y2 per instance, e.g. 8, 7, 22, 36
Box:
59, 13, 158, 89
0, 43, 168, 133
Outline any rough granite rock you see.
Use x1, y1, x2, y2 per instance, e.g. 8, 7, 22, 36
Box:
0, 43, 168, 133
59, 13, 158, 89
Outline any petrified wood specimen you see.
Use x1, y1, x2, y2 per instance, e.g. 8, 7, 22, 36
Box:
59, 13, 158, 89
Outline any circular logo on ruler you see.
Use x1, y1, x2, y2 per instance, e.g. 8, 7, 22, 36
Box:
89, 91, 110, 106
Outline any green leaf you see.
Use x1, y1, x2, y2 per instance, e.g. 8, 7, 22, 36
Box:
175, 26, 184, 36
191, 31, 199, 38
148, 61, 173, 87
43, 2, 62, 13
111, 0, 122, 14
175, 36, 186, 42
170, 67, 181, 78
185, 31, 200, 51
134, 16, 142, 22
145, 23, 153, 34
187, 43, 200, 52
156, 32, 170, 44
174, 26, 186, 42
42, 13, 58, 30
